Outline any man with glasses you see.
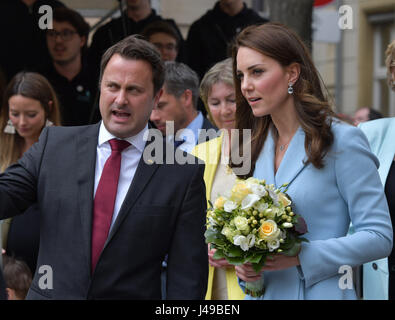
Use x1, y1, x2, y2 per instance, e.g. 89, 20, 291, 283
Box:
141, 20, 181, 62
38, 7, 96, 126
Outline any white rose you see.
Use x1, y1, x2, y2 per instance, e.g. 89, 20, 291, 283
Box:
233, 234, 255, 251
282, 222, 293, 228
233, 216, 249, 232
224, 200, 238, 212
241, 194, 261, 210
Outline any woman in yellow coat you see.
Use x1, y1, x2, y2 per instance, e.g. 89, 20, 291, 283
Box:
192, 58, 244, 300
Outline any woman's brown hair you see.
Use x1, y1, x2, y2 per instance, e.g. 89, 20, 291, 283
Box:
0, 72, 61, 171
230, 22, 336, 178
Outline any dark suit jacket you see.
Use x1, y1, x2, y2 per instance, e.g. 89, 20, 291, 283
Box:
198, 117, 218, 144
0, 267, 6, 300
0, 123, 208, 299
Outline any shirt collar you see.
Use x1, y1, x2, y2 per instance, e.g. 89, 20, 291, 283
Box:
177, 111, 203, 143
98, 121, 147, 153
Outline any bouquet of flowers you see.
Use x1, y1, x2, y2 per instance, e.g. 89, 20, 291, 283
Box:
205, 177, 308, 297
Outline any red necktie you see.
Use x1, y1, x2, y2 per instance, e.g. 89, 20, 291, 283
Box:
91, 138, 131, 273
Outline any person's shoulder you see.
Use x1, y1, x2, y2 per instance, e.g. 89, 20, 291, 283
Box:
92, 17, 122, 37
359, 117, 395, 134
331, 118, 360, 136
189, 8, 215, 28
47, 123, 99, 138
243, 7, 268, 23
194, 135, 222, 154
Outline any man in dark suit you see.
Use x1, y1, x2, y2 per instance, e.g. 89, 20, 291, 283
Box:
150, 61, 218, 153
0, 36, 208, 299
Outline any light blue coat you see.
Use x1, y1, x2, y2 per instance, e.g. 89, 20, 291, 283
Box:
241, 120, 393, 299
359, 117, 395, 300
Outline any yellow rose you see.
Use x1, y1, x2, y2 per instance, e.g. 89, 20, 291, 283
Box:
259, 220, 280, 240
230, 182, 252, 203
278, 193, 291, 207
214, 196, 226, 209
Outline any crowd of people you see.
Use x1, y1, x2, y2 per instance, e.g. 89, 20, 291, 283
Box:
0, 0, 394, 301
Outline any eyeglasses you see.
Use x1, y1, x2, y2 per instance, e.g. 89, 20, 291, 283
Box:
47, 29, 78, 41
152, 42, 177, 52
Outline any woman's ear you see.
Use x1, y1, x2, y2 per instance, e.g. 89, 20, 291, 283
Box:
48, 100, 53, 112
286, 63, 301, 85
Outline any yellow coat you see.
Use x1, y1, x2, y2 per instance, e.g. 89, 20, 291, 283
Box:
192, 135, 245, 300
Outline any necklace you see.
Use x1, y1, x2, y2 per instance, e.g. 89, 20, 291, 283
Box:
279, 144, 287, 151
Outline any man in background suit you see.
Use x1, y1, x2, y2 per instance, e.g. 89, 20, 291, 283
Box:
150, 61, 218, 153
0, 35, 208, 299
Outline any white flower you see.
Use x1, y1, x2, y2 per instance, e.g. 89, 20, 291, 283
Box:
241, 194, 261, 210
224, 200, 237, 212
233, 216, 250, 232
282, 222, 293, 228
267, 239, 280, 252
233, 234, 255, 251
266, 185, 279, 206
255, 201, 269, 212
250, 184, 267, 197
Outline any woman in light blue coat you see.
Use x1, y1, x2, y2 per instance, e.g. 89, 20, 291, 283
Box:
359, 117, 395, 300
231, 23, 393, 299
358, 39, 395, 300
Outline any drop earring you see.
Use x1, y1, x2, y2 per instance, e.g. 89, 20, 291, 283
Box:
4, 119, 15, 134
45, 119, 54, 127
288, 82, 294, 95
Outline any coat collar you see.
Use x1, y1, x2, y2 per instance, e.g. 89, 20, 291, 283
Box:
254, 126, 308, 188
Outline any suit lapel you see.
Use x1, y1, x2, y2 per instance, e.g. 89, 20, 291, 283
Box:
275, 127, 308, 188
76, 123, 100, 270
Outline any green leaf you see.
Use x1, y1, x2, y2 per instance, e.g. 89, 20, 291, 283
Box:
204, 229, 217, 243
226, 256, 245, 265
213, 249, 225, 259
227, 246, 244, 257
246, 253, 263, 264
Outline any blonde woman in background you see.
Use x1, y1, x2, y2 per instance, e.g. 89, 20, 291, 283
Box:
1, 72, 61, 275
192, 58, 245, 300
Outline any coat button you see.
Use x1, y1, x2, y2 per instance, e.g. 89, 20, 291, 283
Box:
372, 263, 378, 270
391, 265, 395, 272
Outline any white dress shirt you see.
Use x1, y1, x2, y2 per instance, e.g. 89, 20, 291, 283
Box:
94, 122, 147, 230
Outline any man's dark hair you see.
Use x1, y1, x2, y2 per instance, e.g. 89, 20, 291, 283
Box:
2, 255, 32, 300
99, 35, 165, 95
52, 7, 90, 39
163, 61, 200, 108
141, 20, 181, 48
368, 108, 384, 121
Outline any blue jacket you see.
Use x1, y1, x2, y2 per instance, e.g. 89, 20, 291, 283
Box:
241, 120, 393, 299
359, 117, 395, 300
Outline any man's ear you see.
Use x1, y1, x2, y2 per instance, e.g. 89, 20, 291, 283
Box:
80, 35, 87, 48
286, 62, 301, 85
181, 89, 193, 108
